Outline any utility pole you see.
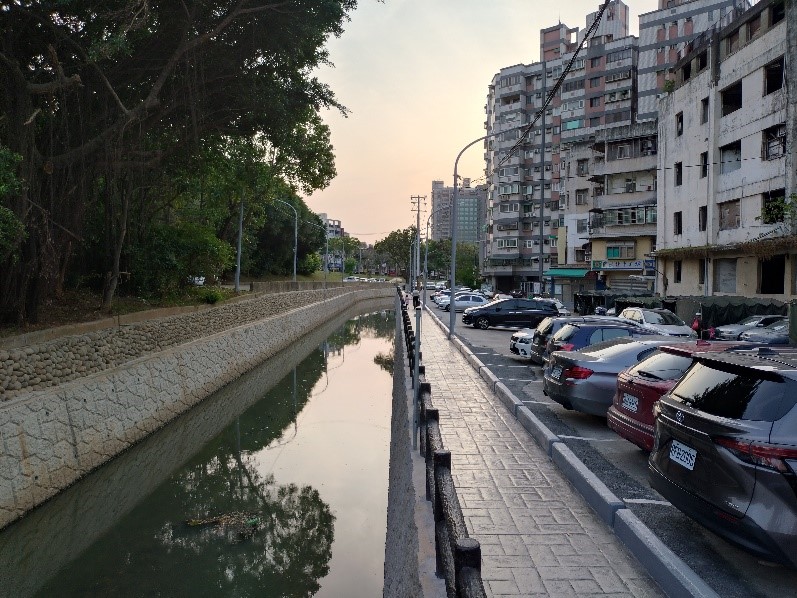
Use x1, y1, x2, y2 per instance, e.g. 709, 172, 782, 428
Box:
411, 195, 424, 291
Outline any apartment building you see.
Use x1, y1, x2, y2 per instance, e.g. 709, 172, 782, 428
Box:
656, 0, 795, 300
318, 213, 346, 271
430, 179, 487, 244
483, 0, 744, 301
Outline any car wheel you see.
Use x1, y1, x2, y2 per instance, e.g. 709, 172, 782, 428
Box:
476, 316, 490, 330
443, 305, 450, 312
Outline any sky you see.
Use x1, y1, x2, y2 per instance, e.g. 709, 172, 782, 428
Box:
304, 0, 661, 244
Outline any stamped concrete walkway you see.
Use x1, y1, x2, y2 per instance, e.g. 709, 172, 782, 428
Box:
419, 311, 665, 597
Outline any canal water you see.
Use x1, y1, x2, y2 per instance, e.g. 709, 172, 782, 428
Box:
0, 306, 396, 597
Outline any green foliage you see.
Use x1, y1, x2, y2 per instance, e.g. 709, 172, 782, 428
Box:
298, 252, 322, 276
0, 147, 24, 260
663, 79, 675, 93
192, 287, 225, 304
344, 257, 357, 275
455, 243, 479, 288
130, 223, 234, 297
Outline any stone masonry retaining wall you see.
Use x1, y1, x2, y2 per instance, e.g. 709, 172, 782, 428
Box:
0, 287, 393, 529
0, 288, 356, 401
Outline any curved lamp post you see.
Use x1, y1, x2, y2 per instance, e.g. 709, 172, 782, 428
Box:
274, 199, 298, 283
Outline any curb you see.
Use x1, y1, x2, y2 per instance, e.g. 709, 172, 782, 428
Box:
421, 305, 717, 598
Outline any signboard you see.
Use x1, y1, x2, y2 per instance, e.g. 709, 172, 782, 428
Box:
591, 260, 646, 271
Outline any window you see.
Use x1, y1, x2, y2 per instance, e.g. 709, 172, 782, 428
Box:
698, 259, 706, 285
589, 76, 602, 88
674, 162, 683, 186
726, 28, 740, 54
576, 160, 589, 176
764, 57, 785, 95
674, 260, 682, 284
606, 48, 632, 63
714, 258, 737, 293
591, 56, 602, 68
550, 237, 558, 248
699, 206, 707, 231
577, 219, 588, 233
762, 124, 786, 160
589, 97, 601, 108
674, 211, 683, 235
607, 243, 635, 259
719, 199, 741, 230
563, 79, 585, 93
770, 1, 785, 26
575, 189, 588, 204
762, 188, 786, 224
721, 81, 743, 116
700, 152, 708, 178
697, 51, 708, 71
748, 14, 761, 38
590, 116, 602, 127
700, 97, 709, 124
720, 141, 742, 174
615, 144, 630, 159
497, 238, 518, 248
759, 255, 786, 294
524, 240, 534, 248
676, 112, 683, 136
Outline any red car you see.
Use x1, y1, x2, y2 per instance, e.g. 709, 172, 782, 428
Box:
607, 340, 754, 451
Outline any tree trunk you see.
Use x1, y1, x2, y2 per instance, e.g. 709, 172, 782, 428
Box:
101, 189, 129, 312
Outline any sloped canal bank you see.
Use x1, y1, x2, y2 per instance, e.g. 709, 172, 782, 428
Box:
0, 305, 396, 597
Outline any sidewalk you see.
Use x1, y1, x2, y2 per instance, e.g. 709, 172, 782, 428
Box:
418, 311, 665, 597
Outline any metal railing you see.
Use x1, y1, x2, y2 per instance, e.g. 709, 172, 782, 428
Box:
398, 288, 487, 598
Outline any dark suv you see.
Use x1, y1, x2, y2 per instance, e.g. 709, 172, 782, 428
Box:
649, 348, 797, 567
462, 298, 558, 330
544, 320, 653, 364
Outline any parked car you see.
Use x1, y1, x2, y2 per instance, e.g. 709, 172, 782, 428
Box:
738, 319, 790, 345
509, 289, 526, 298
436, 291, 472, 310
618, 307, 697, 337
543, 336, 677, 416
649, 348, 797, 567
715, 315, 787, 340
607, 339, 756, 451
462, 298, 559, 330
544, 319, 655, 363
443, 293, 490, 312
516, 315, 635, 365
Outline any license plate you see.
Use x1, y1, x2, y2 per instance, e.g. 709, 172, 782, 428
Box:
669, 439, 697, 471
622, 393, 639, 413
551, 365, 562, 379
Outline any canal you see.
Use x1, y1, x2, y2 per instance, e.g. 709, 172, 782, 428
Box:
0, 307, 396, 597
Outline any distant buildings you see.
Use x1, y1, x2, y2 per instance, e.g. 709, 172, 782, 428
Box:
430, 179, 488, 244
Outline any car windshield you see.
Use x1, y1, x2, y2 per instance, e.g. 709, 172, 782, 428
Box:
644, 310, 684, 326
671, 361, 797, 421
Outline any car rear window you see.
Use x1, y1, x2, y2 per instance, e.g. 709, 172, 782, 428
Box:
552, 324, 578, 341
536, 317, 554, 335
671, 361, 797, 422
628, 351, 692, 380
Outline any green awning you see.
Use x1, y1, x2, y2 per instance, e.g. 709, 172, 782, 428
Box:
544, 268, 590, 278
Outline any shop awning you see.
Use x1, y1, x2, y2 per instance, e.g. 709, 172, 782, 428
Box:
544, 268, 590, 278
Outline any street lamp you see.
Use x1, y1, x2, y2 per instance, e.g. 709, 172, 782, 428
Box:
449, 134, 494, 338
274, 199, 298, 283
305, 219, 329, 298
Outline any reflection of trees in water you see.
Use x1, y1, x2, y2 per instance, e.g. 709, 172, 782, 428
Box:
325, 310, 395, 353
373, 349, 395, 375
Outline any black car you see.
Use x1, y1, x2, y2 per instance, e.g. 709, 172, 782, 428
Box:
649, 347, 797, 567
544, 320, 655, 363
462, 298, 558, 330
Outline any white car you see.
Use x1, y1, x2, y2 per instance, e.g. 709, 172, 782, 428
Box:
509, 327, 536, 359
618, 307, 697, 337
442, 293, 490, 312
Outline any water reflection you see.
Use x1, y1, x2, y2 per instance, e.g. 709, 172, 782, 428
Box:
0, 306, 395, 598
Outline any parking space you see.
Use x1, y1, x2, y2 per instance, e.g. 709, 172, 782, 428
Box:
449, 314, 797, 598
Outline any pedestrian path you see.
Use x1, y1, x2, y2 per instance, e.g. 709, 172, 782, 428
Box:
419, 312, 665, 597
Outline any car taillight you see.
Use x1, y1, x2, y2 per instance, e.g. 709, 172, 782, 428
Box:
714, 437, 797, 474
559, 343, 575, 352
562, 365, 593, 379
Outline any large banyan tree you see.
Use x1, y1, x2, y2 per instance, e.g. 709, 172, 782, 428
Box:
0, 0, 354, 324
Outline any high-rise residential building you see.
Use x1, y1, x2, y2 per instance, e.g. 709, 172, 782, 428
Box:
656, 0, 794, 301
483, 0, 743, 302
430, 179, 487, 244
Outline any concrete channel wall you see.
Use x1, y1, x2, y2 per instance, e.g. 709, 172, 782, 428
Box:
0, 287, 393, 529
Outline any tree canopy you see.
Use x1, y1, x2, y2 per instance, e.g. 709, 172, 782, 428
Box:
0, 0, 357, 323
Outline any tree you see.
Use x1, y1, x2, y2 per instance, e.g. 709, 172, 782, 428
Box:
0, 0, 356, 323
455, 242, 479, 289
374, 227, 416, 278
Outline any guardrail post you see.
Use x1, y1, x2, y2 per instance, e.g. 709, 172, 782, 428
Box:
433, 450, 451, 578
454, 537, 483, 598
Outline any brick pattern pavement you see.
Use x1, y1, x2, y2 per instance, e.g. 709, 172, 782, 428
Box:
420, 314, 665, 597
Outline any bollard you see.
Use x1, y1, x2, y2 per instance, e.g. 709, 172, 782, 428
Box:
454, 537, 482, 595
413, 306, 421, 448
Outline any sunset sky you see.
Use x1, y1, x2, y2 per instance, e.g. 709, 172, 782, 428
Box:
304, 0, 660, 244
